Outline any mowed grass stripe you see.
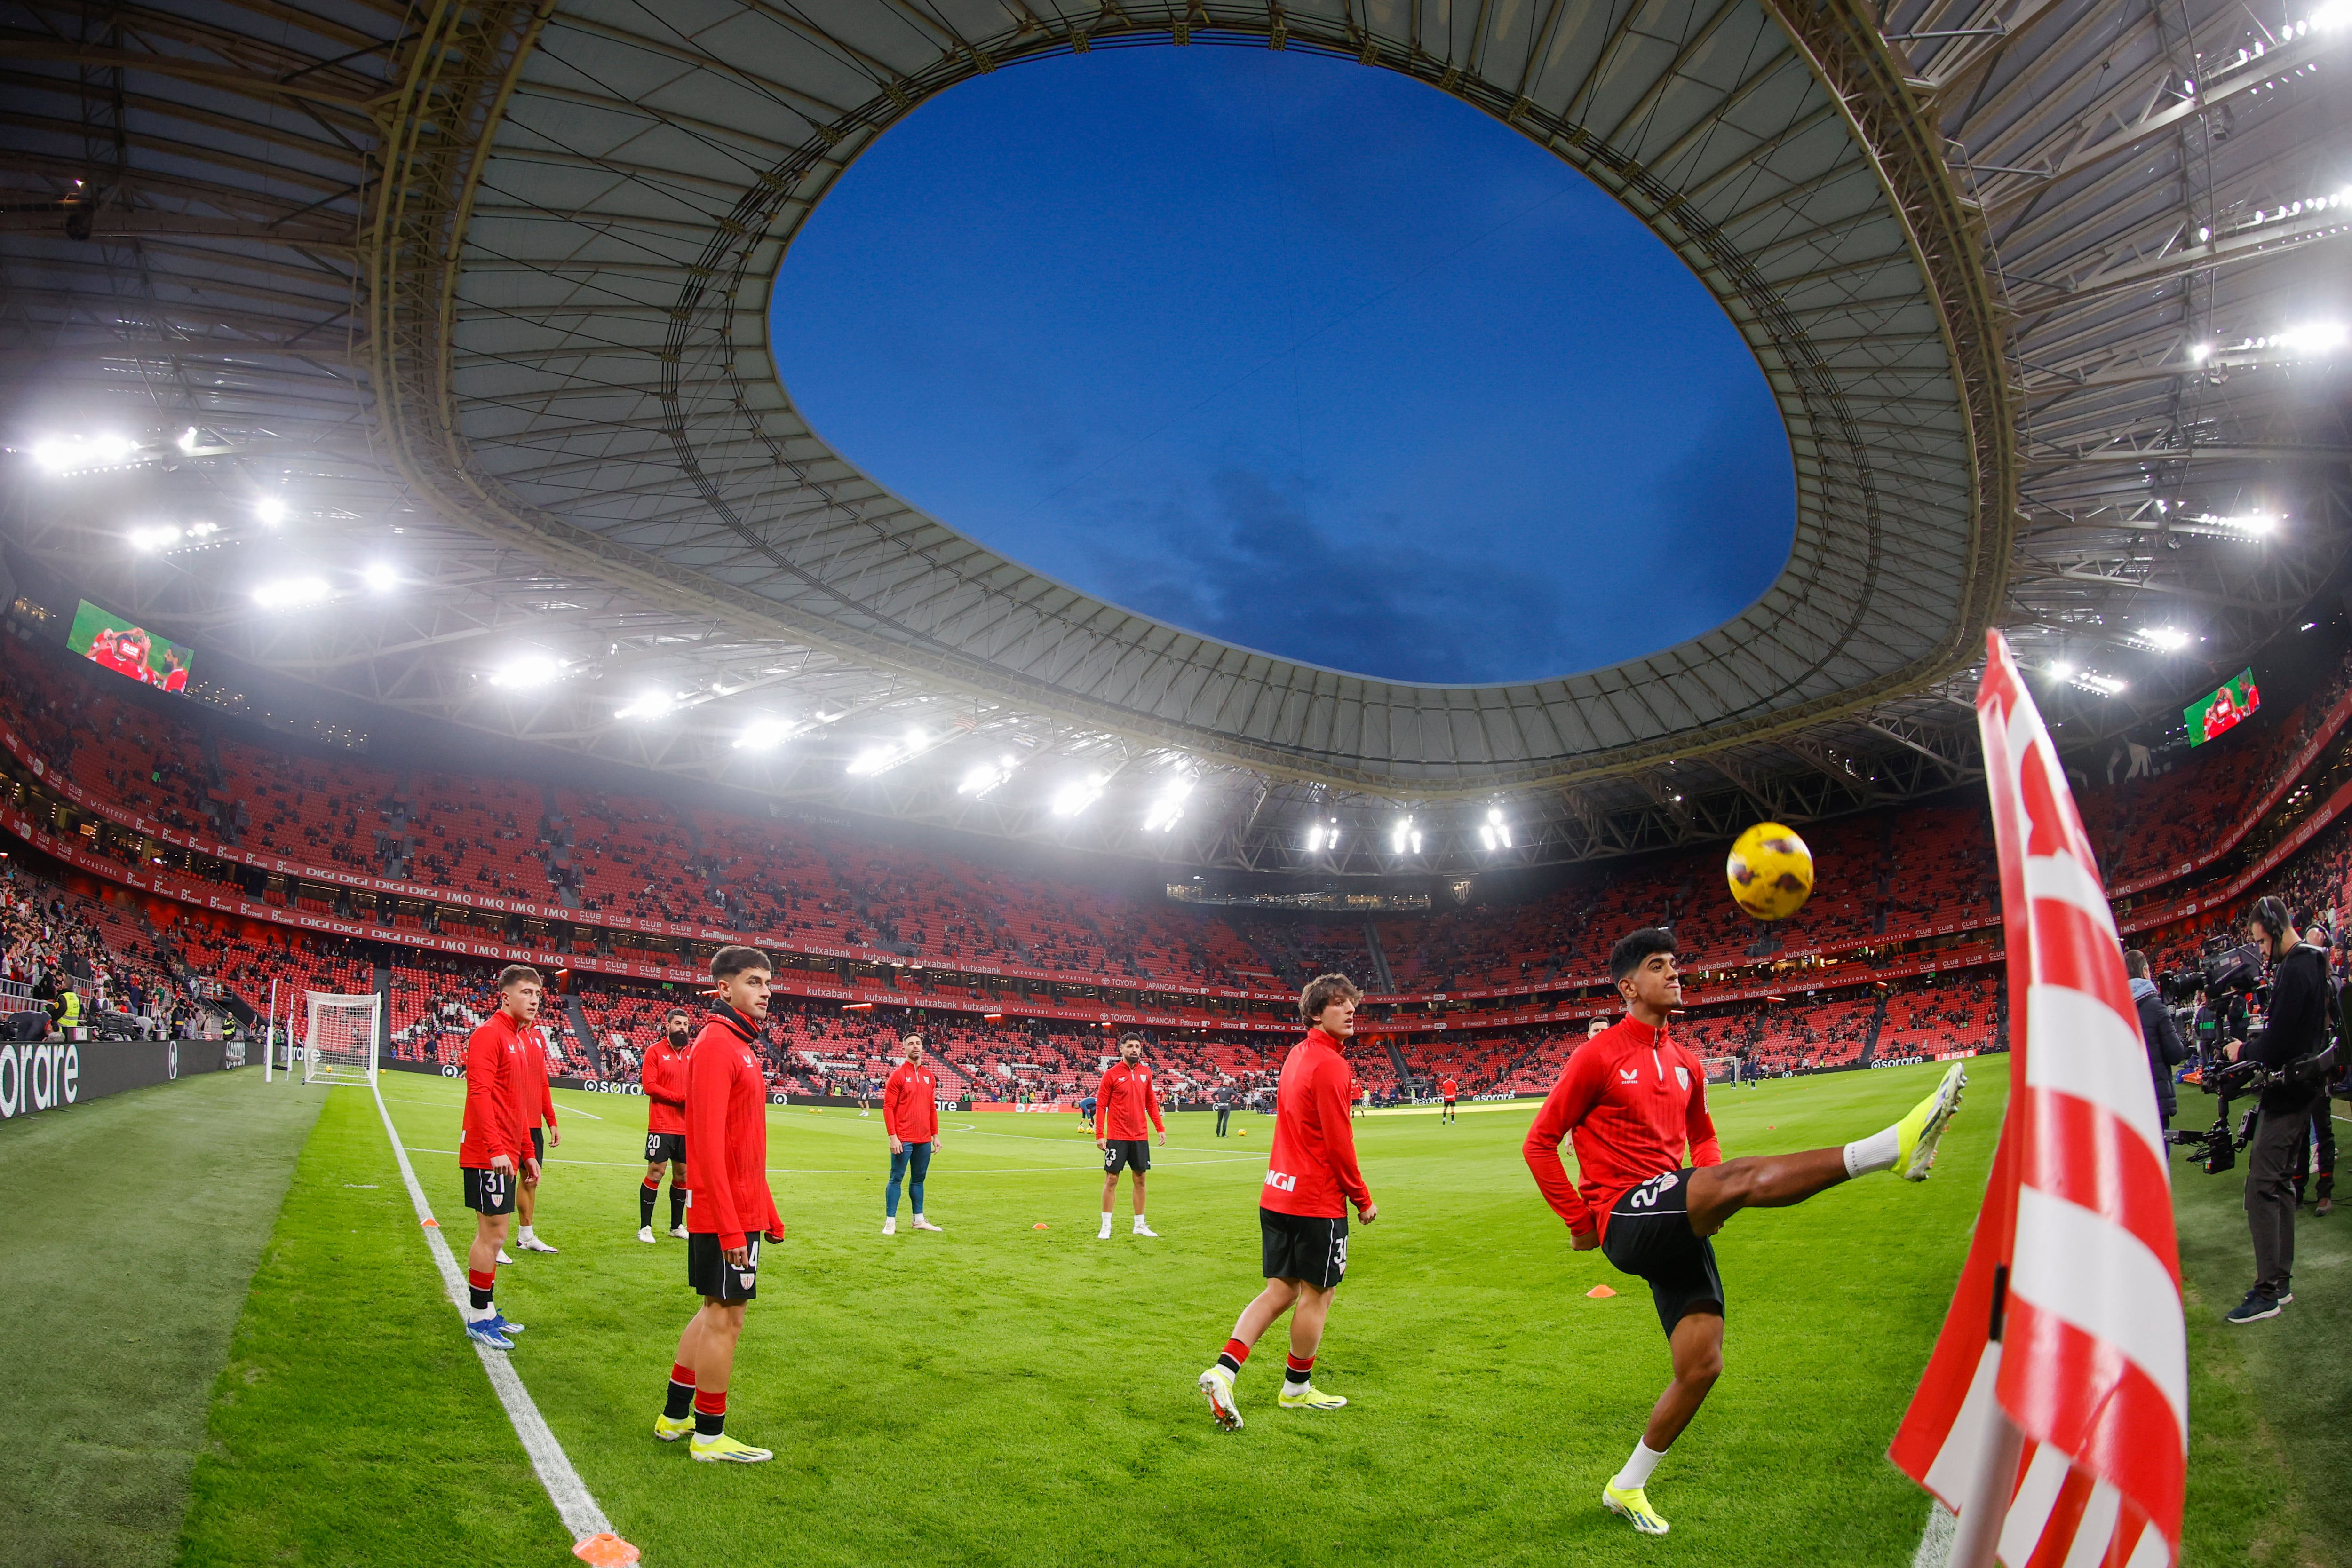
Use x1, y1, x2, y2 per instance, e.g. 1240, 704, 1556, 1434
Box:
0, 1069, 322, 1568
176, 1086, 574, 1568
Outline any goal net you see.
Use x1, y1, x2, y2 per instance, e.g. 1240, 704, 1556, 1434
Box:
1701, 1056, 1742, 1087
303, 991, 382, 1087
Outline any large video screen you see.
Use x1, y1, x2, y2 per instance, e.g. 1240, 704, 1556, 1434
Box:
67, 600, 192, 693
2185, 668, 2259, 746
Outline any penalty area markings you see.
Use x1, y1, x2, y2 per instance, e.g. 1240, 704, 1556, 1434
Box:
367, 1080, 641, 1567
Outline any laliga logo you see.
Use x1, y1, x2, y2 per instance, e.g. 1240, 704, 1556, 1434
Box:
0, 1040, 80, 1119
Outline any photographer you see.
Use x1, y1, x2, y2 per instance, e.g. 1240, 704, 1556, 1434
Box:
2124, 950, 2185, 1131
2222, 896, 2333, 1323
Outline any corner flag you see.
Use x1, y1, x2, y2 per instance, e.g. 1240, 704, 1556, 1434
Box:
1888, 630, 2185, 1568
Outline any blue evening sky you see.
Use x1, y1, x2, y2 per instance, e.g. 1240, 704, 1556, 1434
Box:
771, 45, 1794, 685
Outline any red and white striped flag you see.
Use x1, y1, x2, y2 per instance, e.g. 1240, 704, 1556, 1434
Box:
1889, 630, 2185, 1567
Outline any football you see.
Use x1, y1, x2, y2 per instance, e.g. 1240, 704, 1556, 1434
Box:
1726, 822, 1814, 921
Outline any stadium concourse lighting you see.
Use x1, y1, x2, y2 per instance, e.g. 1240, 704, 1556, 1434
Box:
489, 654, 567, 689
1142, 777, 1193, 832
254, 497, 287, 525
958, 755, 1018, 797
1051, 773, 1106, 817
251, 576, 331, 609
1477, 806, 1514, 852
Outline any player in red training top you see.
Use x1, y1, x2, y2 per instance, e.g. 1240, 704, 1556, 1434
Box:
1197, 974, 1377, 1429
637, 1006, 693, 1243
1523, 927, 1967, 1537
1438, 1075, 1459, 1125
1094, 1033, 1166, 1239
512, 1012, 561, 1254
882, 1032, 944, 1235
456, 965, 543, 1350
656, 946, 785, 1463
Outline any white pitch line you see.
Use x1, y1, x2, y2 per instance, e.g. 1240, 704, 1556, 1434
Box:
399, 1144, 1265, 1176
368, 1081, 629, 1558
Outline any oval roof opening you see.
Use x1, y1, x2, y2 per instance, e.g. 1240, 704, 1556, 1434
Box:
774, 45, 1795, 687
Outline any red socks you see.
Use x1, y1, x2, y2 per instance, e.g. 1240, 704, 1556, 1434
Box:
467, 1267, 495, 1311
692, 1387, 728, 1438
1216, 1338, 1250, 1374
1284, 1353, 1314, 1387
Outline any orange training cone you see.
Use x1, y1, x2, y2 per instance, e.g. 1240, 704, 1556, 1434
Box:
1586, 1285, 1617, 1299
572, 1533, 640, 1566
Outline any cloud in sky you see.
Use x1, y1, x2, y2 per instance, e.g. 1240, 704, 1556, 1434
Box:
773, 45, 1794, 684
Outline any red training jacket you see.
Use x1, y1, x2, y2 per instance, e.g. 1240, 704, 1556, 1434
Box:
642, 1035, 690, 1137
685, 1005, 781, 1251
1093, 1060, 1165, 1140
884, 1061, 939, 1142
519, 1027, 557, 1132
1262, 1028, 1372, 1219
458, 1008, 534, 1171
1522, 1014, 1722, 1242
1440, 1077, 1459, 1100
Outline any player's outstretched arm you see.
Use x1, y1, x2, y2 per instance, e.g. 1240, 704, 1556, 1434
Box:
1522, 1056, 1599, 1241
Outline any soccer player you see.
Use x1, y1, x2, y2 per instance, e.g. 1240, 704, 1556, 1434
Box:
1522, 927, 1965, 1537
1094, 1033, 1165, 1238
513, 1005, 562, 1254
1587, 1014, 1610, 1041
656, 946, 785, 1463
638, 1006, 693, 1243
456, 965, 542, 1349
882, 1032, 944, 1235
1438, 1074, 1458, 1124
1197, 974, 1377, 1430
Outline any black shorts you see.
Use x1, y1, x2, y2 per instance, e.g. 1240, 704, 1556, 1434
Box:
1442, 1097, 1457, 1107
687, 1233, 762, 1303
1600, 1169, 1724, 1338
462, 1166, 515, 1216
1103, 1138, 1151, 1175
528, 1126, 545, 1170
644, 1132, 685, 1165
1260, 1207, 1349, 1291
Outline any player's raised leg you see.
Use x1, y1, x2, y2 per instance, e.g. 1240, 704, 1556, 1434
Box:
1524, 927, 1967, 1536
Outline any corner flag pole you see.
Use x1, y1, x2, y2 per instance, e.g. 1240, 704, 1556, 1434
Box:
265, 979, 278, 1083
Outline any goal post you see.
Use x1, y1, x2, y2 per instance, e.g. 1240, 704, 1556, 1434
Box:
303, 991, 382, 1087
1701, 1055, 1741, 1087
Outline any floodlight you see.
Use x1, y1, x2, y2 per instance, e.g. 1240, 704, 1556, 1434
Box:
490, 655, 568, 689
255, 497, 287, 525
1390, 816, 1413, 854
362, 563, 398, 592
32, 433, 139, 474
616, 691, 680, 721
129, 525, 181, 552
1143, 777, 1194, 833
251, 576, 332, 609
958, 755, 1017, 797
1051, 774, 1106, 817
2140, 626, 2191, 651
735, 718, 798, 752
2049, 660, 2075, 680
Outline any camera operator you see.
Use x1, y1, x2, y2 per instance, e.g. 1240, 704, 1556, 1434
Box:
2221, 896, 2333, 1323
2124, 950, 2185, 1132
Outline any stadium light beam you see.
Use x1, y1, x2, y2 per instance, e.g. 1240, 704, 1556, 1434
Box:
362, 563, 398, 592
255, 497, 287, 526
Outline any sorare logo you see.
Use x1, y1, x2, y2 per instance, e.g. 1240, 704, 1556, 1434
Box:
0, 1040, 80, 1120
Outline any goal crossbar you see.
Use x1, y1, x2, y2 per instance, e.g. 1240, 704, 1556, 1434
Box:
303, 991, 382, 1087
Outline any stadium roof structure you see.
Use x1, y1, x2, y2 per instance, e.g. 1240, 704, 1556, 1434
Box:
1, 0, 2347, 876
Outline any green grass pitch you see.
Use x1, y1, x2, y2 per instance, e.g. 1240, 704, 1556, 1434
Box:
136, 1057, 2342, 1566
